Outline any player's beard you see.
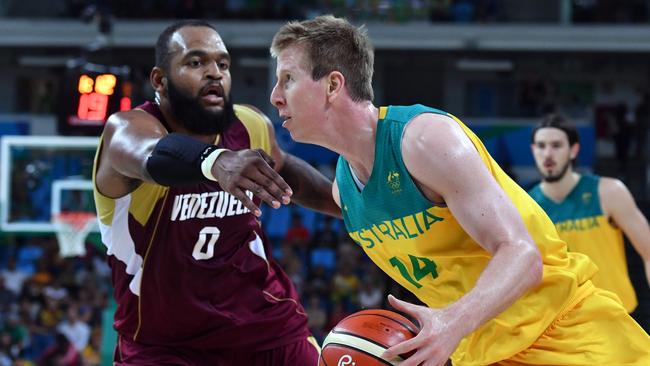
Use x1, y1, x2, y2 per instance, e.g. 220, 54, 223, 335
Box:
541, 160, 571, 183
167, 78, 236, 135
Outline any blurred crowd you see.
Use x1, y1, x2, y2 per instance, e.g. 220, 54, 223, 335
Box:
0, 237, 110, 366
1, 0, 487, 23
3, 0, 650, 24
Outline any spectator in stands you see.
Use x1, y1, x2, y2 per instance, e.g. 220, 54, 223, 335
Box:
0, 313, 29, 362
31, 295, 62, 353
80, 328, 101, 366
357, 272, 385, 309
37, 332, 81, 366
0, 333, 12, 366
30, 259, 53, 288
304, 294, 327, 343
311, 216, 339, 249
284, 255, 306, 296
331, 259, 360, 307
0, 258, 28, 296
43, 280, 68, 305
56, 304, 91, 353
0, 278, 16, 314
284, 212, 311, 249
325, 300, 352, 333
305, 266, 330, 299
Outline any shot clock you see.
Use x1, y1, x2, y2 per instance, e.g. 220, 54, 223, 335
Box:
59, 62, 132, 135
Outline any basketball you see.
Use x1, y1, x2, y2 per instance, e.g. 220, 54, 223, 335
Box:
319, 309, 420, 366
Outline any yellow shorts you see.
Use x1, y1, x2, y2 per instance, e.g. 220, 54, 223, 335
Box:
496, 286, 650, 365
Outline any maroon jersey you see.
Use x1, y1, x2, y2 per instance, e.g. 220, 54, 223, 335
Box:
93, 101, 309, 350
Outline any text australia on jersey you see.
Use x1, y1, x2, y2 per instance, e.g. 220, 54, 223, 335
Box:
349, 208, 444, 248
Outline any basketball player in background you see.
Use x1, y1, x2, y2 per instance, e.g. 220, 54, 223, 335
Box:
269, 15, 650, 366
93, 20, 338, 365
529, 114, 650, 314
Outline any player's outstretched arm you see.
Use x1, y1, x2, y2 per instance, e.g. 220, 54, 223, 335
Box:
382, 113, 543, 366
96, 109, 292, 216
601, 177, 650, 289
247, 105, 341, 218
96, 109, 167, 197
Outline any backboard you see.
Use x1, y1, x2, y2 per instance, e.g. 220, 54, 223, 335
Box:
0, 135, 99, 232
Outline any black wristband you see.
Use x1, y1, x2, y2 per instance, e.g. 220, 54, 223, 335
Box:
146, 133, 217, 186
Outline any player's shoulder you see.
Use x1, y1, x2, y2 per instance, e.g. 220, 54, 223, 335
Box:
599, 175, 626, 190
107, 108, 158, 125
103, 109, 160, 136
402, 111, 470, 155
598, 175, 630, 200
411, 109, 456, 125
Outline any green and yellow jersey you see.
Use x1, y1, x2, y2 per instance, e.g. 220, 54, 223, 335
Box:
336, 104, 598, 365
529, 175, 636, 312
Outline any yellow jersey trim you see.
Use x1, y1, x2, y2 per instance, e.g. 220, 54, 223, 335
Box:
234, 104, 272, 155
378, 106, 387, 120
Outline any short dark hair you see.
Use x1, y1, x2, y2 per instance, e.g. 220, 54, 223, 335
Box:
155, 20, 216, 72
530, 114, 579, 146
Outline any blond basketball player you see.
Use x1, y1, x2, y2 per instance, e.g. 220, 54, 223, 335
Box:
269, 15, 650, 366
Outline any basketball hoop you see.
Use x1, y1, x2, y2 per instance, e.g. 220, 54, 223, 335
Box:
53, 212, 97, 257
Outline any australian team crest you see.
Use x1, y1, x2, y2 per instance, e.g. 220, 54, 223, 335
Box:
387, 171, 402, 193
582, 192, 592, 204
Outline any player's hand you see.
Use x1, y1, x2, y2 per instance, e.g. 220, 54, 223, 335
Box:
211, 149, 292, 217
255, 149, 276, 169
382, 295, 461, 366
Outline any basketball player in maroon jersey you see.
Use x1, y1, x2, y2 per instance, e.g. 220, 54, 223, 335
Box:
93, 20, 339, 365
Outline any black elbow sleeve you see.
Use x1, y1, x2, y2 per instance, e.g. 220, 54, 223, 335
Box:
146, 133, 217, 186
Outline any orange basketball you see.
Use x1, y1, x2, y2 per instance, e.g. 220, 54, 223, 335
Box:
319, 309, 419, 366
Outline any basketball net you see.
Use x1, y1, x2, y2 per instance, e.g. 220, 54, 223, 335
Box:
53, 212, 97, 257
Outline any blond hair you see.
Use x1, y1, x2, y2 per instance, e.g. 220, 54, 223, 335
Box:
271, 15, 374, 102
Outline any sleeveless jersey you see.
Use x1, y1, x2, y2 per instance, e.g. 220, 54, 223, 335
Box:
529, 175, 636, 312
336, 105, 598, 365
93, 101, 309, 350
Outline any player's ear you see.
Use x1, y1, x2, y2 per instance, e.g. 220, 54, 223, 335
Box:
150, 67, 167, 95
570, 142, 580, 160
326, 71, 345, 101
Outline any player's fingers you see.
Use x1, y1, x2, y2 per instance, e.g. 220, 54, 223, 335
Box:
230, 187, 262, 217
243, 169, 290, 206
397, 351, 428, 366
247, 162, 292, 204
239, 177, 282, 209
255, 149, 276, 169
382, 336, 420, 360
252, 154, 293, 198
387, 294, 421, 318
389, 344, 445, 366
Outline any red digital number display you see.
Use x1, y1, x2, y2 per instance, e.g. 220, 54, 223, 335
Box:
68, 71, 132, 126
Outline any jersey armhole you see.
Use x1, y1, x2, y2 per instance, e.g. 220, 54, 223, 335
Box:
235, 104, 272, 155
